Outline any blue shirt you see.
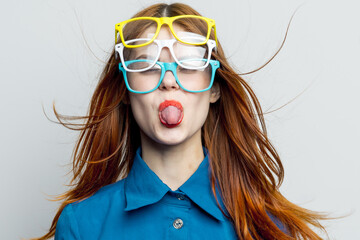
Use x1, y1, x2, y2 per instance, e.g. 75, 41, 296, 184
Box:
55, 148, 286, 239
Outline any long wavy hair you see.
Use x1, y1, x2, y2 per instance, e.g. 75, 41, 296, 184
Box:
33, 3, 328, 240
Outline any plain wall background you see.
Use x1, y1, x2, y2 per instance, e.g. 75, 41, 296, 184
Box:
1, 0, 359, 239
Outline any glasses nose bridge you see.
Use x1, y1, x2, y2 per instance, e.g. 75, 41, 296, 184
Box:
162, 62, 177, 77
159, 17, 172, 27
158, 17, 174, 34
157, 39, 176, 62
157, 39, 173, 53
159, 62, 179, 90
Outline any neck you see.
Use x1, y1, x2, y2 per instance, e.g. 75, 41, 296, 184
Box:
140, 130, 204, 191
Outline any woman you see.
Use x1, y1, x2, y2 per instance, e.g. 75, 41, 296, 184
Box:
35, 3, 327, 240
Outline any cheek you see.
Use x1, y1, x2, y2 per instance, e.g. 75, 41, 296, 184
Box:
185, 93, 211, 125
129, 94, 154, 128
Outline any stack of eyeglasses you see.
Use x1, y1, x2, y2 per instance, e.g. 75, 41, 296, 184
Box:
114, 15, 220, 94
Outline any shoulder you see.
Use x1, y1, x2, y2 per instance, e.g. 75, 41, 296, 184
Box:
55, 180, 126, 239
59, 179, 126, 222
71, 179, 126, 213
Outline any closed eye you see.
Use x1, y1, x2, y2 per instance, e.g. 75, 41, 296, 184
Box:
177, 67, 198, 73
142, 65, 161, 74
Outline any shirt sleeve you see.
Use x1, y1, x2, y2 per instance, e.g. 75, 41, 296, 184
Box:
55, 204, 81, 240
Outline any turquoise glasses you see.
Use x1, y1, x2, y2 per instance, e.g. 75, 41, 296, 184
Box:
118, 59, 220, 94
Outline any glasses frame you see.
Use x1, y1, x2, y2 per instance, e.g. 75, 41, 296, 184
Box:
115, 15, 217, 48
115, 38, 216, 72
118, 59, 220, 94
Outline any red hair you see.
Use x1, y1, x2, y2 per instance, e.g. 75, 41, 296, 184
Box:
33, 3, 328, 240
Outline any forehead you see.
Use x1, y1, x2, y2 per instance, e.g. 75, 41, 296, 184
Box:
139, 24, 186, 40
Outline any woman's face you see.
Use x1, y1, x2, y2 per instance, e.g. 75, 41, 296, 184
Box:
128, 25, 220, 147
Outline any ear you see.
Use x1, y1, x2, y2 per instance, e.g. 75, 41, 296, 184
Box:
209, 82, 221, 103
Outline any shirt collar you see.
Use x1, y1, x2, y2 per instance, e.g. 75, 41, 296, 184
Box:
124, 147, 226, 222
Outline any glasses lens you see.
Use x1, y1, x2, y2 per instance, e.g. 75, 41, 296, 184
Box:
173, 41, 209, 69
123, 40, 158, 70
176, 62, 212, 91
126, 61, 161, 92
172, 17, 209, 44
122, 19, 158, 45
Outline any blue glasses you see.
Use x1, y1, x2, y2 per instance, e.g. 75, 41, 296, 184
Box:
118, 59, 220, 94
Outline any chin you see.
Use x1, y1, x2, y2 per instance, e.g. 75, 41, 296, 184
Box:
153, 131, 188, 146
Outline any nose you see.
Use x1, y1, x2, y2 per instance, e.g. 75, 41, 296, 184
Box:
157, 41, 179, 91
159, 69, 180, 91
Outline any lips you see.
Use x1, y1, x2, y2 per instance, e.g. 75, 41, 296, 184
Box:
158, 100, 184, 128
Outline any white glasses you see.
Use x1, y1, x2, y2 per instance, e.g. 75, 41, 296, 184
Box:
115, 35, 216, 72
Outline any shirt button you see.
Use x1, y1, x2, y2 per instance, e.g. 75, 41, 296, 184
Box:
173, 218, 183, 229
176, 193, 185, 200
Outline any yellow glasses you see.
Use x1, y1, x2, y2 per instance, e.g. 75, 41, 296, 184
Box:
115, 15, 217, 48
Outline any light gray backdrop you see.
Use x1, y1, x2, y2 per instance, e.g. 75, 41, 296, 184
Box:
1, 0, 359, 239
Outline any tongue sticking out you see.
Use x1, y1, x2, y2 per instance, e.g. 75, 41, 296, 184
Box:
159, 100, 184, 128
160, 106, 182, 125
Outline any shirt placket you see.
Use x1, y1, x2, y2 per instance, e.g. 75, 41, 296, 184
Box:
164, 190, 190, 240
